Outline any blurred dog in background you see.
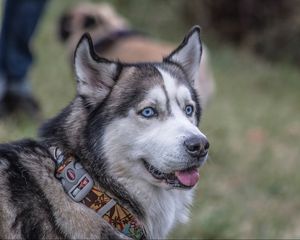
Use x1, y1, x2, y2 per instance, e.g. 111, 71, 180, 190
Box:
58, 2, 215, 107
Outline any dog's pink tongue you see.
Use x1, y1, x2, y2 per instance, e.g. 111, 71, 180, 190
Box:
175, 168, 199, 187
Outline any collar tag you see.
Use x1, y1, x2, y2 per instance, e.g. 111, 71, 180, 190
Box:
56, 160, 94, 202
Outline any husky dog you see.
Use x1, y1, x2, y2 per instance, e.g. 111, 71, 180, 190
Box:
59, 2, 215, 107
0, 26, 209, 239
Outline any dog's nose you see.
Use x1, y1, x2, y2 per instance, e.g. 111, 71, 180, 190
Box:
184, 135, 209, 158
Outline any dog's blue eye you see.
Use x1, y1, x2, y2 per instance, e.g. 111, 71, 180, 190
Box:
185, 105, 194, 116
140, 107, 156, 118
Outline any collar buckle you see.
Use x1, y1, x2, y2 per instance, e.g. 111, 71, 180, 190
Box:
56, 160, 94, 202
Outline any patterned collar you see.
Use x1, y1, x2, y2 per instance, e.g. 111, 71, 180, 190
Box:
50, 147, 146, 240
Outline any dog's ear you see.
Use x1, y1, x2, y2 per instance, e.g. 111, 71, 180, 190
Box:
164, 26, 202, 85
74, 33, 120, 106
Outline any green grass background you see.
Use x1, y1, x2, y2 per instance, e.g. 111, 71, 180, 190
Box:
1, 0, 300, 238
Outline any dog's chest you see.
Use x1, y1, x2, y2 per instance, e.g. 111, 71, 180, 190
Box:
126, 181, 194, 238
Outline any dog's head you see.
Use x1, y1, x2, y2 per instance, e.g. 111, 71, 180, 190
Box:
59, 3, 128, 42
74, 26, 209, 190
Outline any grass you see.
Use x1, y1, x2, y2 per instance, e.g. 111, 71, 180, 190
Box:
1, 0, 300, 238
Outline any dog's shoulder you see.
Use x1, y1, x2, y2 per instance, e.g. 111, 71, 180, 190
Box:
0, 139, 54, 179
0, 139, 125, 239
0, 139, 70, 239
0, 138, 49, 156
0, 139, 51, 172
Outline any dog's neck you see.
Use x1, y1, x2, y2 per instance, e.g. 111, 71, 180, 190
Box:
39, 98, 193, 238
39, 99, 145, 215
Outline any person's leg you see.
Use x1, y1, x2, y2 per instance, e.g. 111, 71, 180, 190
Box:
0, 0, 15, 100
0, 0, 47, 117
2, 0, 47, 95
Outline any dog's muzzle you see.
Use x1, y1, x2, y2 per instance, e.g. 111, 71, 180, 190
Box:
143, 134, 209, 189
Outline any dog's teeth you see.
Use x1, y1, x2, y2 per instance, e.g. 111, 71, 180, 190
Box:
166, 179, 175, 184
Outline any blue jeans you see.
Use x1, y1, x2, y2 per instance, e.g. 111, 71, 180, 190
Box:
0, 0, 47, 97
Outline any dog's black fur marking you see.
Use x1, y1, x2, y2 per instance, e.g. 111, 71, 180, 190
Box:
158, 62, 202, 124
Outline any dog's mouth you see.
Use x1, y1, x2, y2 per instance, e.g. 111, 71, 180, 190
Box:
143, 161, 200, 189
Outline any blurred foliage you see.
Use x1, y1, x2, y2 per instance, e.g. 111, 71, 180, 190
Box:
183, 0, 300, 64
